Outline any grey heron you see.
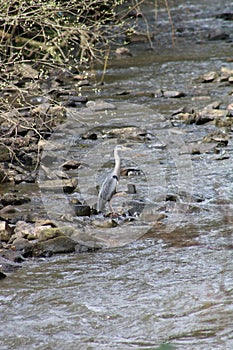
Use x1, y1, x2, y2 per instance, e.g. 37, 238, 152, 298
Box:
97, 145, 129, 213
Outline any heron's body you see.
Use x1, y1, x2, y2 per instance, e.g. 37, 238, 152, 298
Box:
97, 145, 126, 213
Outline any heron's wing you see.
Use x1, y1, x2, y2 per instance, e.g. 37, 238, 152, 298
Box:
97, 173, 118, 211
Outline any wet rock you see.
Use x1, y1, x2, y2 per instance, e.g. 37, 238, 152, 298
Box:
0, 193, 31, 206
10, 221, 36, 242
92, 218, 118, 228
179, 142, 217, 155
154, 89, 164, 98
40, 165, 70, 180
214, 149, 230, 160
202, 131, 229, 146
208, 31, 229, 41
0, 249, 25, 264
127, 31, 153, 43
81, 130, 98, 140
0, 205, 20, 216
115, 47, 132, 57
29, 96, 48, 105
127, 200, 145, 216
172, 112, 195, 124
14, 172, 37, 184
0, 221, 13, 242
62, 160, 81, 170
220, 67, 233, 82
106, 126, 149, 140
11, 237, 32, 253
0, 254, 22, 273
39, 177, 78, 193
36, 227, 64, 242
197, 71, 219, 83
120, 168, 141, 176
216, 13, 233, 21
126, 184, 137, 194
62, 95, 88, 107
196, 109, 225, 125
32, 236, 77, 257
86, 100, 117, 111
0, 271, 6, 279
74, 205, 91, 217
163, 90, 186, 98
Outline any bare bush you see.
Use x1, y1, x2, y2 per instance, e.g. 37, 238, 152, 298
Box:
0, 0, 131, 67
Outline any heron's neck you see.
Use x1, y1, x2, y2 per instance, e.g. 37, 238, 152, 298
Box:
114, 147, 120, 177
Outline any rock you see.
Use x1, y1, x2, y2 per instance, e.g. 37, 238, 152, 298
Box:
14, 172, 37, 184
81, 130, 98, 140
74, 205, 91, 217
197, 71, 219, 83
195, 109, 225, 125
62, 96, 88, 107
29, 96, 48, 105
105, 126, 148, 140
39, 177, 78, 193
9, 221, 36, 244
163, 90, 186, 98
0, 271, 6, 279
172, 112, 195, 124
62, 160, 81, 170
154, 89, 164, 98
202, 131, 229, 146
0, 221, 12, 242
120, 168, 141, 176
92, 219, 118, 228
86, 100, 117, 111
127, 200, 145, 216
0, 193, 31, 206
208, 31, 229, 41
220, 67, 233, 81
11, 237, 32, 252
216, 13, 233, 21
0, 254, 22, 274
32, 236, 77, 256
115, 47, 132, 57
179, 142, 216, 155
126, 184, 137, 194
127, 31, 153, 43
40, 165, 70, 180
0, 249, 25, 263
0, 205, 20, 215
36, 227, 64, 242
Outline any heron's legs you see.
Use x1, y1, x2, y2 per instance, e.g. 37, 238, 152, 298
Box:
109, 199, 115, 214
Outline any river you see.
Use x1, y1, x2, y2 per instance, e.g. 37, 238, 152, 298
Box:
1, 0, 233, 349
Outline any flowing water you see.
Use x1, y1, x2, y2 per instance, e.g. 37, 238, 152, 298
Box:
1, 1, 233, 349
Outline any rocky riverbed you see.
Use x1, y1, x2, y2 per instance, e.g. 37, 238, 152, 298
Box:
1, 62, 233, 277
1, 1, 233, 278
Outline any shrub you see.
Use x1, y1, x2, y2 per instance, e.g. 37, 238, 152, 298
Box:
0, 0, 129, 67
